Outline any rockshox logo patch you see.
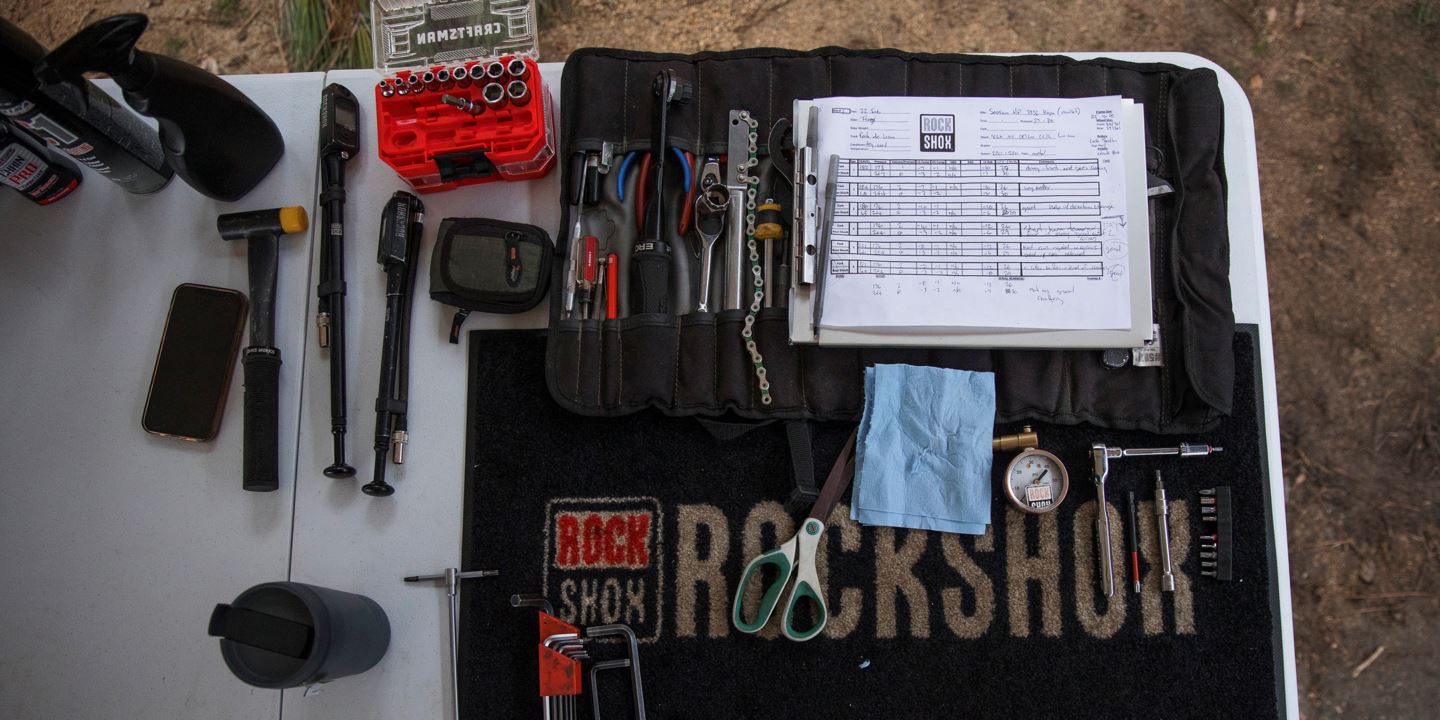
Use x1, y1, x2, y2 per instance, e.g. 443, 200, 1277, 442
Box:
552, 510, 653, 569
920, 114, 955, 152
544, 497, 664, 641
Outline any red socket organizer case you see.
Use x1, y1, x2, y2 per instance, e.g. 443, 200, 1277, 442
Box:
375, 56, 555, 193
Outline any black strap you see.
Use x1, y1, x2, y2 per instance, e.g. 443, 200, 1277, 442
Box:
320, 185, 346, 205
694, 418, 819, 513
694, 417, 774, 441
449, 309, 470, 344
316, 279, 346, 297
784, 420, 820, 513
207, 604, 314, 659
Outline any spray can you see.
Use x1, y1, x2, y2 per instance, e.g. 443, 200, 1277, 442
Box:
0, 17, 171, 194
1, 122, 82, 204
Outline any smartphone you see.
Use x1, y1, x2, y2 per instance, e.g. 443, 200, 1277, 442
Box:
142, 283, 248, 441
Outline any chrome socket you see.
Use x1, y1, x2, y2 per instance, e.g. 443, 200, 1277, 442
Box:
505, 79, 530, 106
482, 82, 507, 109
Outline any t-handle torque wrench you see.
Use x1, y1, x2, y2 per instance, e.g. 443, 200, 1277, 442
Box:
630, 70, 692, 315
219, 206, 308, 492
317, 82, 359, 479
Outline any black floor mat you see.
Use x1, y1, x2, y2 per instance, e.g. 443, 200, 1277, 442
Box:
459, 327, 1281, 719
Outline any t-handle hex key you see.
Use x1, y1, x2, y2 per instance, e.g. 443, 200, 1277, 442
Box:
1090, 442, 1222, 597
404, 567, 499, 720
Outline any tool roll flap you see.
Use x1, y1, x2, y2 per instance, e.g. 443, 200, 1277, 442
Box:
546, 47, 1234, 434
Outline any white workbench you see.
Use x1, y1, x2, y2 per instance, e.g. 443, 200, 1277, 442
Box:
280, 66, 559, 720
0, 72, 324, 720
0, 55, 1295, 720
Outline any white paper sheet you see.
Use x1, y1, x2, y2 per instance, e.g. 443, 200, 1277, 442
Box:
814, 96, 1135, 331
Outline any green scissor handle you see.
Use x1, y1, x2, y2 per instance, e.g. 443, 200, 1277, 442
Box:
781, 519, 829, 642
731, 533, 798, 634
731, 518, 831, 641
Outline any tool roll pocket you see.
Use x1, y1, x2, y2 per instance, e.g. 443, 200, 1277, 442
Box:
545, 48, 1235, 433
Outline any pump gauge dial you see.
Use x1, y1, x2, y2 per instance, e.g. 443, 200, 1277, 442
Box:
1003, 448, 1069, 514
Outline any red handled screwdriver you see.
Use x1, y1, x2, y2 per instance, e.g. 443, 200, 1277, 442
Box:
578, 235, 598, 319
1125, 490, 1141, 593
594, 257, 608, 321
606, 253, 620, 319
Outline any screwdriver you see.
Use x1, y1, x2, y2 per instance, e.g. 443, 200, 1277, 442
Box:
562, 153, 591, 320
594, 256, 608, 321
577, 235, 598, 319
606, 252, 620, 320
1125, 491, 1141, 593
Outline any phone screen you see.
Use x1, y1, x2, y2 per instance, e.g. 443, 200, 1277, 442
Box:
142, 284, 248, 441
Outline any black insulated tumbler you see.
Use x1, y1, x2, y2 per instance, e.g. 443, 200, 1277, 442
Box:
208, 582, 390, 688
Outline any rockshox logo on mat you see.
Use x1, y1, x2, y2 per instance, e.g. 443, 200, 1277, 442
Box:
544, 497, 664, 641
920, 114, 955, 152
542, 497, 1198, 643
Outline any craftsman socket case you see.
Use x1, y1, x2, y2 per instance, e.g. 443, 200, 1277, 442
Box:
546, 48, 1237, 433
375, 57, 555, 193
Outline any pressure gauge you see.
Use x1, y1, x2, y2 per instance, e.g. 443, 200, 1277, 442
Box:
1003, 448, 1069, 514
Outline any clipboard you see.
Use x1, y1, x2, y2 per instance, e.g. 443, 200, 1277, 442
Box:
787, 99, 1155, 349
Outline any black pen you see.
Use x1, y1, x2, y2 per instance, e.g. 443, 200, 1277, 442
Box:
1126, 490, 1141, 593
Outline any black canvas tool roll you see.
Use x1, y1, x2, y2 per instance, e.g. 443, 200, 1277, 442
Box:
547, 48, 1235, 434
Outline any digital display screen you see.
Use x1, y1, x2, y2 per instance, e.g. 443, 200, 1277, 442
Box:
335, 104, 357, 131
142, 285, 246, 440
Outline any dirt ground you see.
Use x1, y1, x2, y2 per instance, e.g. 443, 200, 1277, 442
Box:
4, 0, 1437, 717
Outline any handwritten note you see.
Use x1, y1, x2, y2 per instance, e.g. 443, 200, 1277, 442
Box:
815, 96, 1133, 331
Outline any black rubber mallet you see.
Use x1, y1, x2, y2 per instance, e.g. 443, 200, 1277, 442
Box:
219, 206, 308, 492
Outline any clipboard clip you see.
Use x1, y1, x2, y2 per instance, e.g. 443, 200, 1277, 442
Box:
795, 106, 820, 287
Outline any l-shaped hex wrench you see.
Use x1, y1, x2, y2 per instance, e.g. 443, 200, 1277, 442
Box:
585, 624, 646, 719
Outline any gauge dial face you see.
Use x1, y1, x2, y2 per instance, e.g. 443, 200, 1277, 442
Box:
1005, 449, 1069, 514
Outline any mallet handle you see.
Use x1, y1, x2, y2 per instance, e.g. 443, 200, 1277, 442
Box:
241, 346, 281, 492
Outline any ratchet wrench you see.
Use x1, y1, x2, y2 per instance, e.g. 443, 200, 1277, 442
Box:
692, 158, 727, 313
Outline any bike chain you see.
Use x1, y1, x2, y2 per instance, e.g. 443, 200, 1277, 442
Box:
736, 111, 771, 406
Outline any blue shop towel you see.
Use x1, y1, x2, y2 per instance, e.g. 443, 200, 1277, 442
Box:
850, 364, 995, 535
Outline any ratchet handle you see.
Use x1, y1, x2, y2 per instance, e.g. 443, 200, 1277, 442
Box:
241, 346, 282, 492
630, 241, 671, 314
1095, 491, 1114, 596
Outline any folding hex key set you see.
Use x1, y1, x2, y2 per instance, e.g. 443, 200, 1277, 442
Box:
512, 595, 647, 720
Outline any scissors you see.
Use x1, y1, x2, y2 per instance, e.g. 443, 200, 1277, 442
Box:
731, 429, 857, 641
